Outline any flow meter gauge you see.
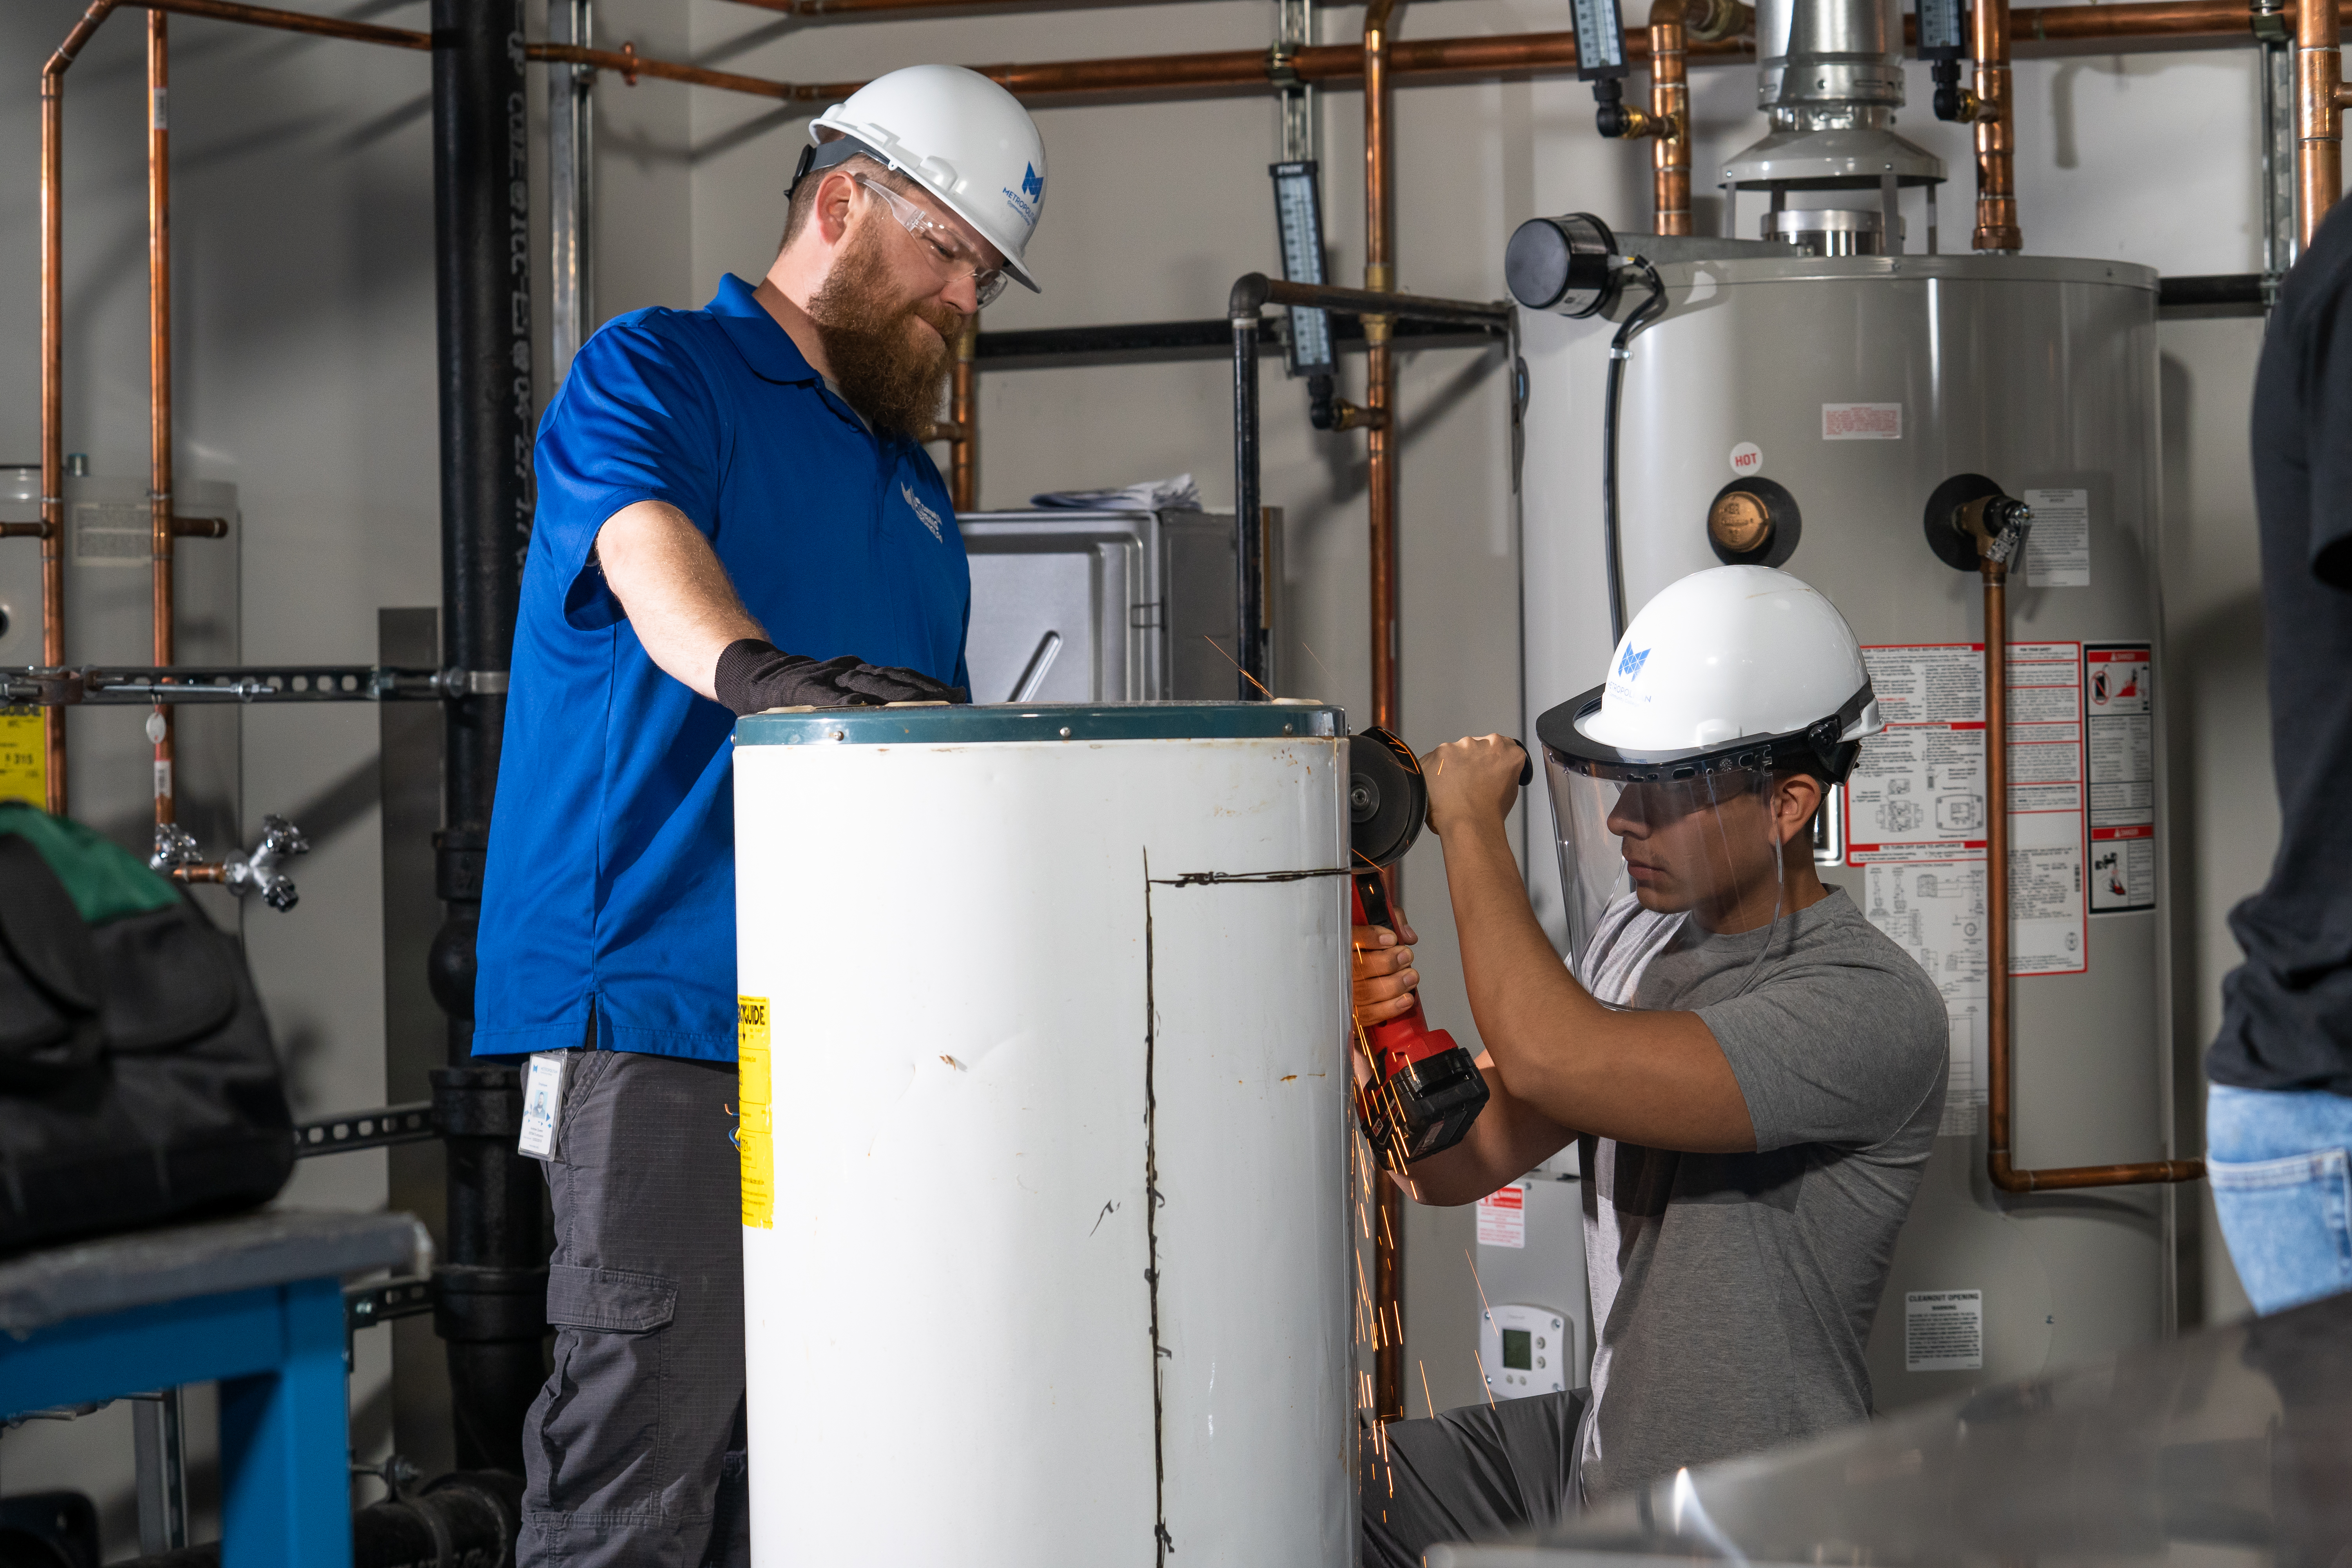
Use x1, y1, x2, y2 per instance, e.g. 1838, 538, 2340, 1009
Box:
1917, 0, 1967, 58
1269, 160, 1334, 377
1571, 0, 1629, 79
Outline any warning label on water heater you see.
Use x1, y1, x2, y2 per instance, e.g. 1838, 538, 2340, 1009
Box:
1906, 1290, 1984, 1371
1851, 644, 2091, 1134
1475, 1182, 1527, 1249
2087, 642, 2157, 913
1822, 403, 1902, 440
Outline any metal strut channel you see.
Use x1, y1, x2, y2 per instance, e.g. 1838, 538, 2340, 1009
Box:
0, 665, 495, 704
294, 1101, 439, 1157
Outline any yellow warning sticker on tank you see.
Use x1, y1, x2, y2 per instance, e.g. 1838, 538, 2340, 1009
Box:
0, 708, 46, 808
737, 996, 774, 1230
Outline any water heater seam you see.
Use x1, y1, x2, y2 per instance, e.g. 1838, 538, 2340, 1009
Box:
1142, 848, 1174, 1563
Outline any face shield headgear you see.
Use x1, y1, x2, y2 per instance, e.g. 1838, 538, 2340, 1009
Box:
1537, 679, 1875, 999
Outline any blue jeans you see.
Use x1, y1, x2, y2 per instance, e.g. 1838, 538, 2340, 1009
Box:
2207, 1082, 2352, 1315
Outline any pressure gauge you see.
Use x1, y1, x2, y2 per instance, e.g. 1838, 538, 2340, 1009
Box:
1269, 161, 1334, 377
1572, 0, 1629, 80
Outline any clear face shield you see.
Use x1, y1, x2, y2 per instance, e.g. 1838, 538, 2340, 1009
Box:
1543, 752, 1790, 1002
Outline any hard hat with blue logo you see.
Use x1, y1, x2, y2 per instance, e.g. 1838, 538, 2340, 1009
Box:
797, 65, 1049, 294
1536, 566, 1883, 980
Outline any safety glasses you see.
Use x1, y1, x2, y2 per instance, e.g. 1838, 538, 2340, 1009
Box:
853, 174, 1009, 309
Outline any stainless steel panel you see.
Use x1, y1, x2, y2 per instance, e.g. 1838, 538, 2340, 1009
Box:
1432, 1291, 2352, 1567
960, 509, 1249, 703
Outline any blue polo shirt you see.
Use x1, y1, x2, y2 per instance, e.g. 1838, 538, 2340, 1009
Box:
474, 273, 970, 1062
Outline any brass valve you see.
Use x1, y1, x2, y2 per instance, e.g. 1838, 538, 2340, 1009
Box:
1708, 489, 1773, 555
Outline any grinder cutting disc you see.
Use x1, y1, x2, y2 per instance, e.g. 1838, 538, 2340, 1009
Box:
1348, 728, 1426, 870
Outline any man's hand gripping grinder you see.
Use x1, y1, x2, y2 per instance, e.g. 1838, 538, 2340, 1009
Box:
1347, 729, 1523, 1169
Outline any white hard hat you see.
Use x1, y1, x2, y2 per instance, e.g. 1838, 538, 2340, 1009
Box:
1570, 565, 1881, 765
804, 65, 1047, 294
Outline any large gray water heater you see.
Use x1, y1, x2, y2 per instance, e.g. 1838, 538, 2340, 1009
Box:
1512, 0, 2178, 1415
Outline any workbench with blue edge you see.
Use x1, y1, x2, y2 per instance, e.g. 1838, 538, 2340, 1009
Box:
0, 1209, 428, 1566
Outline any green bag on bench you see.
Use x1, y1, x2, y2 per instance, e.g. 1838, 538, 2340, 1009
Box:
0, 804, 295, 1254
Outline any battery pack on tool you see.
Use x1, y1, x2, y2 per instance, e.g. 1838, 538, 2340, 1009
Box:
1352, 872, 1490, 1169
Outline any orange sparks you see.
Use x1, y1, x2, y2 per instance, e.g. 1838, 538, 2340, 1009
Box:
1472, 1348, 1497, 1409
1199, 634, 1274, 699
1299, 638, 1340, 694
1463, 1247, 1494, 1318
1419, 1359, 1436, 1419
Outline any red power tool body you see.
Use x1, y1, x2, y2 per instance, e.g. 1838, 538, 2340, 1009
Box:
1347, 728, 1493, 1168
1352, 871, 1490, 1166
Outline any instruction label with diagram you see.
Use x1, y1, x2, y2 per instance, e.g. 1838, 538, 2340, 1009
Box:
2086, 643, 2157, 913
1475, 1181, 1527, 1249
1850, 644, 2090, 1133
2022, 488, 2092, 588
1905, 1289, 1984, 1371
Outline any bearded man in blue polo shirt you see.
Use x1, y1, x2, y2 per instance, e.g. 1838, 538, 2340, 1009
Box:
473, 65, 1050, 1567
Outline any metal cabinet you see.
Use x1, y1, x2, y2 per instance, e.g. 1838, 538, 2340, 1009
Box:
957, 509, 1274, 704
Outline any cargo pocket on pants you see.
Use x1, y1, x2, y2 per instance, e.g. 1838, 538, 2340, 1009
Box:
531, 1264, 682, 1514
2208, 1148, 2352, 1313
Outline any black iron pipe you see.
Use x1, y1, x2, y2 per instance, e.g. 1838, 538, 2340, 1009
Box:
430, 0, 545, 1477
976, 313, 1493, 369
2156, 271, 2270, 314
117, 1469, 521, 1568
1230, 309, 1266, 699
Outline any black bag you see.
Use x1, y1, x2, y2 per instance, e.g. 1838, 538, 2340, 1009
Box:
0, 824, 295, 1256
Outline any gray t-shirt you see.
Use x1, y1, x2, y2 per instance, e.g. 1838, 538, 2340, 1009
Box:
1574, 887, 1946, 1501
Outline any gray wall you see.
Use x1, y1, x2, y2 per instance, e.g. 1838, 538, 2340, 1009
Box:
0, 0, 2271, 1542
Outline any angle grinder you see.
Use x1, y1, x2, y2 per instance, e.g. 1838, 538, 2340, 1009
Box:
1346, 728, 1530, 1169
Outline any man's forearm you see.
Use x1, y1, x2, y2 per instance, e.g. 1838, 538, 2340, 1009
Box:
1438, 815, 1757, 1153
596, 500, 764, 701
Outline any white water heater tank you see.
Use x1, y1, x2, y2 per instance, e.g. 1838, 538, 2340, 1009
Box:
734, 702, 1354, 1566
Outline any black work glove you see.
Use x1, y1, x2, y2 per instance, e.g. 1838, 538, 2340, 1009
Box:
713, 638, 966, 716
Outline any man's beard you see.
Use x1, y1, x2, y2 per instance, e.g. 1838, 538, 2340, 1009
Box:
805, 219, 962, 440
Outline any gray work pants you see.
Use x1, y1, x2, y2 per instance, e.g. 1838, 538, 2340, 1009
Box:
518, 1048, 750, 1568
1361, 1390, 1588, 1567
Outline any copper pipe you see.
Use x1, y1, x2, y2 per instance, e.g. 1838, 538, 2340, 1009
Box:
2299, 0, 2344, 243
1363, 0, 1408, 1427
946, 320, 978, 512
150, 8, 178, 833
1650, 0, 1692, 234
1978, 561, 2203, 1194
524, 42, 797, 100
809, 0, 2291, 113
1972, 0, 2023, 249
130, 0, 428, 49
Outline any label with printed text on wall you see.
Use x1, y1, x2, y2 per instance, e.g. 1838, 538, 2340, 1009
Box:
1475, 1182, 1527, 1248
738, 996, 774, 1230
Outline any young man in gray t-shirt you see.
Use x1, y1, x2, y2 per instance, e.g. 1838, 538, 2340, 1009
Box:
1353, 568, 1946, 1562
